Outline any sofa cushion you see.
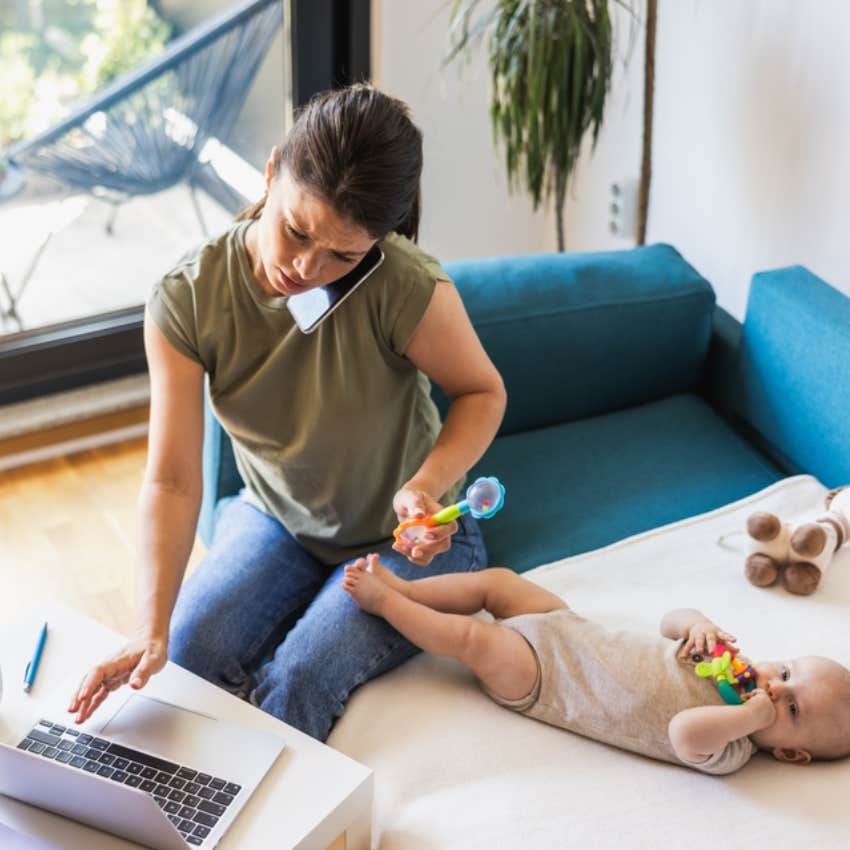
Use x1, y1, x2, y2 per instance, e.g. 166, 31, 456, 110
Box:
733, 266, 850, 487
472, 393, 782, 572
443, 243, 716, 436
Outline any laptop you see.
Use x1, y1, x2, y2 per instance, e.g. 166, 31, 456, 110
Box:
0, 692, 286, 849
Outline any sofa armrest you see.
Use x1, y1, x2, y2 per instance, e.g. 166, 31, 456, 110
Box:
199, 385, 242, 546
729, 266, 850, 486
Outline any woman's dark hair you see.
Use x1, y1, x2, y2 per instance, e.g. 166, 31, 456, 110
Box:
236, 83, 423, 242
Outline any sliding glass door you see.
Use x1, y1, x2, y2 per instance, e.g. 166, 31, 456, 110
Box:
0, 0, 369, 404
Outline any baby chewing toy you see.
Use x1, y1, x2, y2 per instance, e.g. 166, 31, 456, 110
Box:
693, 642, 757, 705
393, 476, 505, 544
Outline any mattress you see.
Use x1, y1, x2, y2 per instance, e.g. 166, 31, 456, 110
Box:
329, 475, 850, 850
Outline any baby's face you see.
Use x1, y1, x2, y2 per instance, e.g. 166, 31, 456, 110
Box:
751, 656, 850, 760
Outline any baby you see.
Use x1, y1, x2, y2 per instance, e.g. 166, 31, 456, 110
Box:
343, 556, 850, 774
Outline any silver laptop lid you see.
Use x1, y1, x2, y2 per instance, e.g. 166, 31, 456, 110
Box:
2, 695, 286, 850
0, 743, 186, 850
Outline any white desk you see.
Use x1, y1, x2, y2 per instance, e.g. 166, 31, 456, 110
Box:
0, 605, 372, 850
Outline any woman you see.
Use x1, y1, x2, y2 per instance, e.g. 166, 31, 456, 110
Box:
69, 84, 506, 741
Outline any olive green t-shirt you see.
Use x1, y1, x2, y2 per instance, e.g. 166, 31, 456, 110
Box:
147, 221, 462, 564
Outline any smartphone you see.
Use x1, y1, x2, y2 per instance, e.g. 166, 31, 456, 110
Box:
286, 245, 385, 333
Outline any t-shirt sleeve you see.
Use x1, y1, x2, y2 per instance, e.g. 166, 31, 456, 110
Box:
378, 237, 453, 356
688, 736, 757, 775
147, 272, 203, 365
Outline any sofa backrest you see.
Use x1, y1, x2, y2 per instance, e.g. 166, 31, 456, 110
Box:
442, 243, 716, 436
732, 266, 850, 487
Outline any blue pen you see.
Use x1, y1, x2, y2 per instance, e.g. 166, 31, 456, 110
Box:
23, 621, 48, 693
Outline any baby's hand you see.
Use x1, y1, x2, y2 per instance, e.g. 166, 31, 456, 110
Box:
679, 618, 738, 660
742, 688, 777, 729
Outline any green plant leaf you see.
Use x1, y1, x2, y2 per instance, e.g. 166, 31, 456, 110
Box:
446, 0, 635, 249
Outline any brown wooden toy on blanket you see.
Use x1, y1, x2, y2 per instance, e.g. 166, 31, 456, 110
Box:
745, 486, 850, 595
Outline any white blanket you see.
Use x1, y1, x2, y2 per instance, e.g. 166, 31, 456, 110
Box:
329, 475, 850, 850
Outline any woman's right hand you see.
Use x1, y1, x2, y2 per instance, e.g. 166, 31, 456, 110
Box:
67, 636, 168, 724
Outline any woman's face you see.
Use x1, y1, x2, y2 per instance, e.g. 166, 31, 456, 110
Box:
251, 154, 375, 297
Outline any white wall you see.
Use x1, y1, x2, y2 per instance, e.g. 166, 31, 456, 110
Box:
371, 0, 553, 261
564, 0, 850, 318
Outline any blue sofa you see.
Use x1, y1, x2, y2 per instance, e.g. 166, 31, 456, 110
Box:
199, 244, 850, 572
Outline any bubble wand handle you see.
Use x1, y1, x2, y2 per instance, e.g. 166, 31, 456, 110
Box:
429, 500, 469, 525
393, 477, 505, 543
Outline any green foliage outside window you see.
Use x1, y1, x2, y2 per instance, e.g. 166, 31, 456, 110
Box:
0, 0, 171, 150
79, 1, 172, 92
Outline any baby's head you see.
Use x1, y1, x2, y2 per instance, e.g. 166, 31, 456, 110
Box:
751, 656, 850, 764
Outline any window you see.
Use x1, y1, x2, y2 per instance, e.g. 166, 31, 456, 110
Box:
0, 0, 369, 405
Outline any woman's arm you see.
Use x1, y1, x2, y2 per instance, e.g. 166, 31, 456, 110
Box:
137, 313, 206, 643
395, 280, 506, 564
402, 280, 506, 498
669, 690, 776, 764
69, 313, 205, 721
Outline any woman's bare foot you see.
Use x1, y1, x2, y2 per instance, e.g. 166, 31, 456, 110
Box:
343, 562, 395, 615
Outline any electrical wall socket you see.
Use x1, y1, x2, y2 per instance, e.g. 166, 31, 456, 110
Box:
609, 178, 638, 240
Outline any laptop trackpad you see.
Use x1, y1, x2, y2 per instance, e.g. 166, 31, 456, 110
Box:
99, 694, 285, 784
101, 695, 225, 769
96, 694, 284, 784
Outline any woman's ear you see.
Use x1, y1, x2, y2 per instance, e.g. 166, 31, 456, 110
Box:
771, 747, 812, 765
264, 146, 280, 192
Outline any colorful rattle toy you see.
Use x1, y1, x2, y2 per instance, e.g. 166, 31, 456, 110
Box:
694, 642, 757, 705
393, 476, 506, 544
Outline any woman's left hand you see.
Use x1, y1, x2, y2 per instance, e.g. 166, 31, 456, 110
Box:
392, 487, 456, 566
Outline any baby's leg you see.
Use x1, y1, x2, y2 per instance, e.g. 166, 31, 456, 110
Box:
343, 565, 539, 701
362, 555, 567, 620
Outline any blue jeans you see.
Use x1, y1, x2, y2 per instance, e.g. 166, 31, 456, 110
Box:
169, 495, 487, 741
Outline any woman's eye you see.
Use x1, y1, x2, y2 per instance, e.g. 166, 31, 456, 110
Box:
286, 224, 307, 240
781, 667, 789, 681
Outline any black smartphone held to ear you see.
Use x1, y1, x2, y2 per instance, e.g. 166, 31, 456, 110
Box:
286, 245, 385, 333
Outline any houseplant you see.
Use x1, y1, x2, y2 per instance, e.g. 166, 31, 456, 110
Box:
446, 0, 635, 251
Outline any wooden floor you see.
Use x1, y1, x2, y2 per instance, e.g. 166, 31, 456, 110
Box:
0, 436, 205, 634
1, 438, 348, 850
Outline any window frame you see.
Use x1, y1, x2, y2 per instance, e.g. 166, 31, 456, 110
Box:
0, 0, 370, 405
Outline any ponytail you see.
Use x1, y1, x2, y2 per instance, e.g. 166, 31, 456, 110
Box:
396, 187, 421, 244
235, 194, 267, 222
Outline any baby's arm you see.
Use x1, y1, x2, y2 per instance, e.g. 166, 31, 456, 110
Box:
660, 608, 738, 659
668, 690, 776, 764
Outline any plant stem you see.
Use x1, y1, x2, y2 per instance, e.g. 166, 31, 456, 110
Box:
555, 172, 566, 252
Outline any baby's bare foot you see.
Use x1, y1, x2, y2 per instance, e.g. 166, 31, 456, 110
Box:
364, 553, 410, 595
343, 563, 391, 616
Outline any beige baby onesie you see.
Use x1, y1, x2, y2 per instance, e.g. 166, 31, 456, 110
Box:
490, 608, 756, 775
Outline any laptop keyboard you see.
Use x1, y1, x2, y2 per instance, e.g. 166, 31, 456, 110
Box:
17, 719, 243, 846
